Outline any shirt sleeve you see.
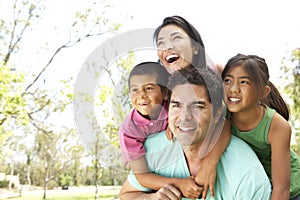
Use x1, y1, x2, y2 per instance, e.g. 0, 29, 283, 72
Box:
127, 171, 153, 192
119, 130, 146, 162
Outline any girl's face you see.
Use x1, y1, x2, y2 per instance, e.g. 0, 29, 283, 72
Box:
223, 65, 260, 114
129, 74, 166, 119
156, 24, 197, 74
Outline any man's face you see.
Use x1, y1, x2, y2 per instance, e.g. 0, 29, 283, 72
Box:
168, 83, 212, 147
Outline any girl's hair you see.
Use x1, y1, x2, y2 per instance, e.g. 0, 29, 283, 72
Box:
222, 54, 289, 120
153, 15, 207, 69
128, 61, 170, 92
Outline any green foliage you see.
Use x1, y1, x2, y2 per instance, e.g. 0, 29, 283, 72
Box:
59, 174, 72, 186
279, 48, 300, 154
0, 180, 9, 188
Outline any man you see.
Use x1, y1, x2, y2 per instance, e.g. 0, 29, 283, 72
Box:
119, 67, 271, 199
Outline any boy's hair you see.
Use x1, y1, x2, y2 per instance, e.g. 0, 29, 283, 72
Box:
222, 53, 289, 120
128, 61, 170, 92
167, 66, 223, 115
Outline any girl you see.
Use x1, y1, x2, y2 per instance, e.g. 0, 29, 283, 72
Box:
222, 53, 300, 200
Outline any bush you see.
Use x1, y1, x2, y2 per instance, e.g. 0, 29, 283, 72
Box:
47, 180, 58, 189
0, 180, 9, 188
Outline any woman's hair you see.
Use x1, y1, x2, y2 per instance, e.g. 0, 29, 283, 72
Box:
153, 15, 207, 69
128, 61, 170, 93
222, 54, 289, 120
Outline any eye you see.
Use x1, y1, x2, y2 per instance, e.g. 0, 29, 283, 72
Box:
192, 104, 205, 109
172, 35, 182, 42
145, 86, 154, 91
240, 80, 250, 85
170, 102, 180, 108
130, 88, 138, 93
157, 40, 164, 48
223, 78, 231, 84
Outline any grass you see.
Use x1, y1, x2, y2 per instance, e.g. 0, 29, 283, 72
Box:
9, 194, 117, 200
6, 194, 118, 200
1, 186, 120, 200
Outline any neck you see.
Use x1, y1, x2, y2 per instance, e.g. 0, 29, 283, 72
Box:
231, 105, 265, 131
183, 144, 202, 176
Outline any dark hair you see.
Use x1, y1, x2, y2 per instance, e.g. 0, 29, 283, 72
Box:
221, 54, 289, 120
153, 15, 207, 69
128, 61, 170, 92
167, 66, 223, 115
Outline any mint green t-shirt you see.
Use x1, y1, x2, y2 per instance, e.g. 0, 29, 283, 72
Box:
128, 131, 271, 199
231, 106, 300, 199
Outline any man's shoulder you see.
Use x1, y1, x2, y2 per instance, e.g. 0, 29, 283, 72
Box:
144, 131, 168, 149
220, 135, 261, 166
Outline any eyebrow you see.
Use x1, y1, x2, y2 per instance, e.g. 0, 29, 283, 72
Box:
225, 74, 251, 79
157, 31, 182, 41
170, 100, 206, 105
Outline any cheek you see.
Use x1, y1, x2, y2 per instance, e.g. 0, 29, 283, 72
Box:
157, 50, 163, 60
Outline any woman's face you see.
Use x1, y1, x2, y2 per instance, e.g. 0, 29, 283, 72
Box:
156, 24, 196, 74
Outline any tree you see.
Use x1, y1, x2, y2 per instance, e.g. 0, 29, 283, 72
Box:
279, 48, 300, 154
0, 0, 123, 198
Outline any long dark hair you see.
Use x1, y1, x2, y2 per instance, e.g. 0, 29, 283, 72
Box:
153, 15, 207, 69
222, 54, 289, 120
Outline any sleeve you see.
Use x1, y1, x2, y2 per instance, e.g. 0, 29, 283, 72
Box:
127, 171, 153, 192
119, 129, 146, 162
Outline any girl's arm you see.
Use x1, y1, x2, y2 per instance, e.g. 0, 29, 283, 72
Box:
268, 113, 291, 200
130, 157, 202, 199
194, 118, 231, 199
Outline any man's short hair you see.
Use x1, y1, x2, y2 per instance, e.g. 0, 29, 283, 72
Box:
167, 66, 223, 115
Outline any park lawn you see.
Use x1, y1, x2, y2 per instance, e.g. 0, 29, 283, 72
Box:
10, 194, 117, 200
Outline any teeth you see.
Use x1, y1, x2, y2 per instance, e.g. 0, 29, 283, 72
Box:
229, 97, 241, 102
166, 54, 179, 63
179, 127, 195, 131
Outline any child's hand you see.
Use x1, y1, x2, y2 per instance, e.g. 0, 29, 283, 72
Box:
194, 163, 216, 199
166, 126, 174, 142
176, 176, 202, 199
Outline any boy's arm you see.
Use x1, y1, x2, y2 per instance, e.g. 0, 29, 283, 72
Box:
131, 157, 202, 199
119, 179, 182, 200
195, 119, 231, 199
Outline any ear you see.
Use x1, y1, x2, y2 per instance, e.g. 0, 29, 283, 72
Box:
192, 45, 199, 55
263, 86, 271, 98
163, 89, 168, 100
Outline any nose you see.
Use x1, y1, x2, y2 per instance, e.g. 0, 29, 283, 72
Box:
181, 106, 192, 120
160, 41, 174, 51
229, 83, 240, 93
137, 89, 146, 98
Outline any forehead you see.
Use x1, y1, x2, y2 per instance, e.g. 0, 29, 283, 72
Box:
158, 24, 188, 38
129, 74, 158, 86
171, 84, 209, 102
226, 65, 250, 77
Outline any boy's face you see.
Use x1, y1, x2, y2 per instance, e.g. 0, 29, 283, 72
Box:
129, 74, 166, 119
168, 83, 212, 147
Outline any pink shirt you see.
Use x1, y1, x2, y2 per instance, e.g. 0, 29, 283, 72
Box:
119, 101, 168, 162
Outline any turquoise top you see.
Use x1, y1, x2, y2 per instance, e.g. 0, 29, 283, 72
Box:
128, 131, 271, 199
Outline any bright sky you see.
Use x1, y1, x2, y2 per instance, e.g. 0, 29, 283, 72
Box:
2, 0, 300, 133
35, 0, 300, 85
3, 0, 296, 87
